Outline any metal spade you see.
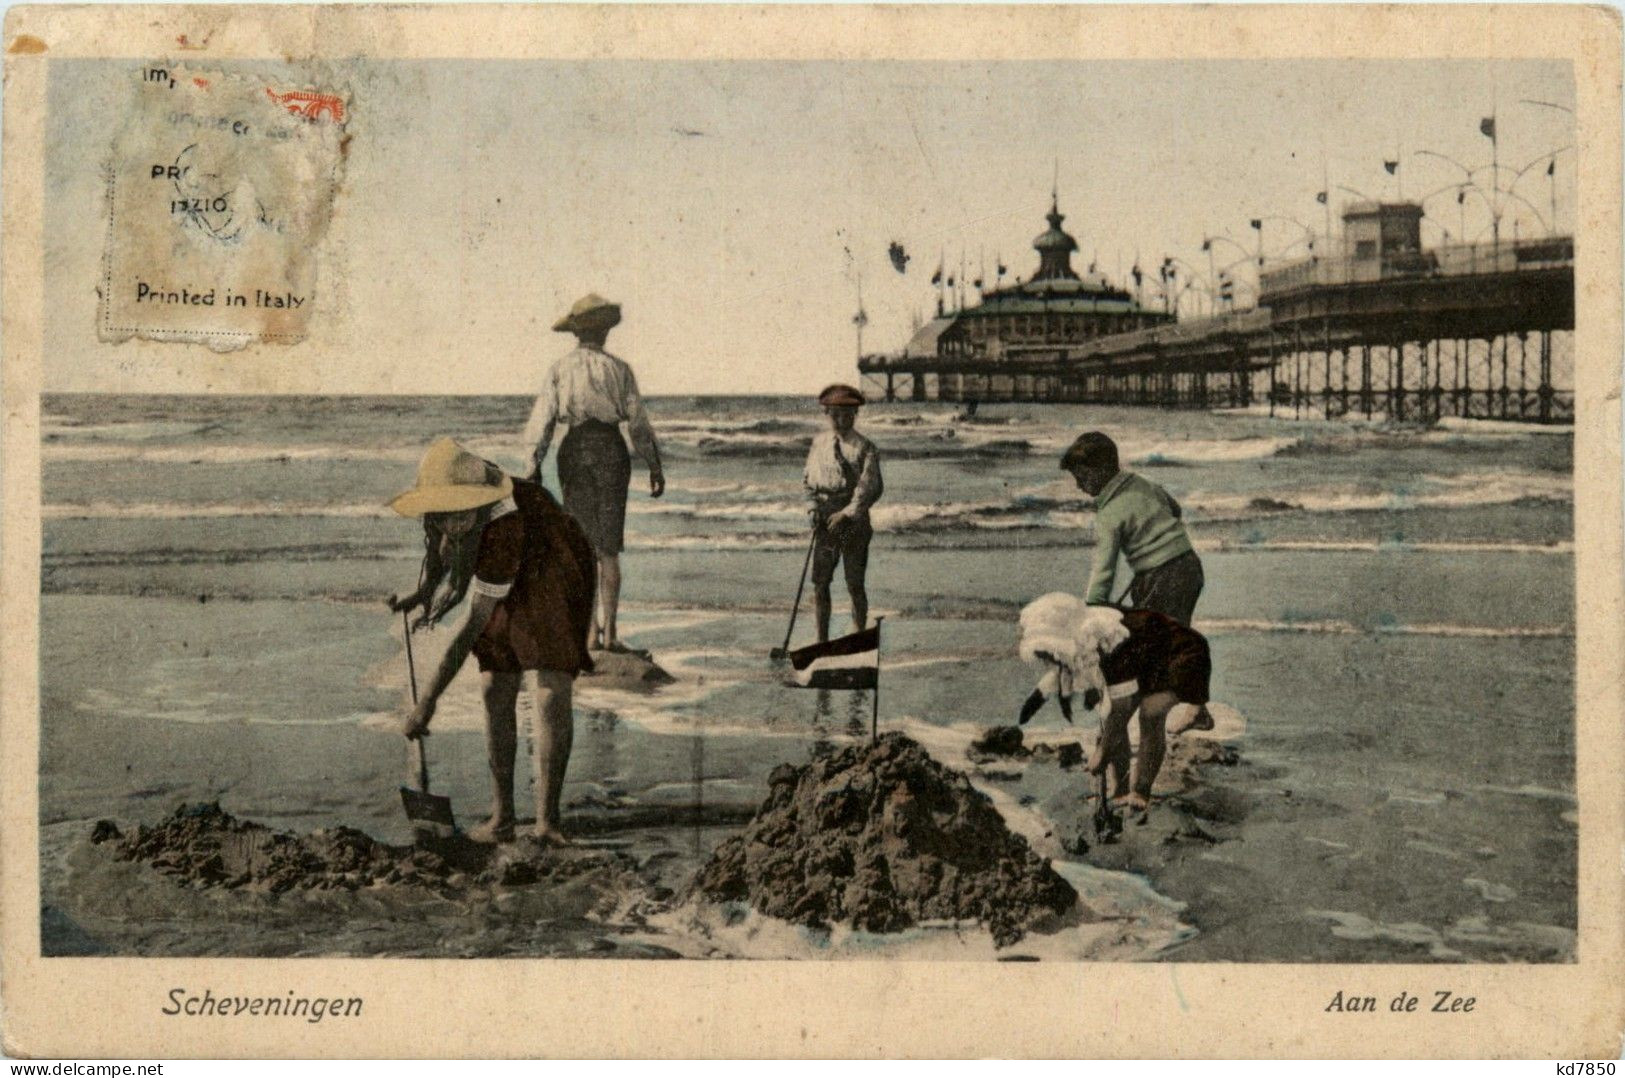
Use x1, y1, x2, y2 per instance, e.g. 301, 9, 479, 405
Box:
398, 611, 455, 837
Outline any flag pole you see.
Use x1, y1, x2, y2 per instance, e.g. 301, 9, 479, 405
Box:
871, 616, 885, 744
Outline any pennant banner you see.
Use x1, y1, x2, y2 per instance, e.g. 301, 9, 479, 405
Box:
789, 625, 880, 690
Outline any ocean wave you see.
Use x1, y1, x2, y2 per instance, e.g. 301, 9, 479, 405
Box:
44, 443, 425, 465
43, 436, 523, 467
41, 420, 1297, 472
44, 501, 396, 520
1194, 617, 1571, 639
42, 419, 225, 442
43, 484, 1575, 545
655, 418, 813, 438
1198, 538, 1573, 556
1181, 472, 1570, 518
44, 541, 421, 568
1125, 437, 1300, 466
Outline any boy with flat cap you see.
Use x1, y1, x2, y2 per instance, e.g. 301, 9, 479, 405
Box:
1062, 430, 1204, 627
803, 384, 883, 642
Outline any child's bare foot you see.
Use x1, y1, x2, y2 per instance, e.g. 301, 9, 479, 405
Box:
467, 817, 516, 844
1168, 705, 1215, 736
1114, 792, 1151, 812
531, 826, 574, 848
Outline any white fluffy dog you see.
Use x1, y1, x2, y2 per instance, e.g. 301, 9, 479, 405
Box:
1016, 592, 1131, 725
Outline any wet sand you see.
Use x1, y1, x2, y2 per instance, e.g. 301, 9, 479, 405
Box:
41, 584, 1575, 961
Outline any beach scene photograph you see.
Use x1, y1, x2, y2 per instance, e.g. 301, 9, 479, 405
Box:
36, 54, 1577, 963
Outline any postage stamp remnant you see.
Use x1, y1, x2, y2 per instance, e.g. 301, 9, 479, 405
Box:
98, 66, 348, 349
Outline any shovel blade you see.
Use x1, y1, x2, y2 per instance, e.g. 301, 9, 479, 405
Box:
399, 785, 455, 837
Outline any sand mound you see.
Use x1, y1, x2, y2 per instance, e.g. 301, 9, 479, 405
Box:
690, 733, 1078, 946
102, 802, 633, 895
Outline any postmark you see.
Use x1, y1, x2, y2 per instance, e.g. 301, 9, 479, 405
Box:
98, 65, 348, 349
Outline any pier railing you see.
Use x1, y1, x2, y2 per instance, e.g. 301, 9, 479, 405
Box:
1259, 236, 1575, 298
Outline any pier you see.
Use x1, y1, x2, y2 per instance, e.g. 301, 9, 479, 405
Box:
859, 202, 1575, 424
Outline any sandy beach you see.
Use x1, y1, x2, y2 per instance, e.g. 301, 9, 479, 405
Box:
39, 395, 1576, 961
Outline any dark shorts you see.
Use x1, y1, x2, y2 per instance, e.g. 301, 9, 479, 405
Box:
1102, 609, 1212, 706
811, 516, 872, 588
557, 420, 631, 556
1129, 549, 1204, 627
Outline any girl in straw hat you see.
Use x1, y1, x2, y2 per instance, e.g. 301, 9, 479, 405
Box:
388, 438, 597, 845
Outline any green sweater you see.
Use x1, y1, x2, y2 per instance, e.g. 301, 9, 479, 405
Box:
1086, 471, 1195, 603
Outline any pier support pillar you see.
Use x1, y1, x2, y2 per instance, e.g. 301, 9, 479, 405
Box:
1360, 343, 1373, 419
1538, 331, 1554, 422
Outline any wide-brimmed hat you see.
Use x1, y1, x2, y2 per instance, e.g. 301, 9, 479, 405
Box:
389, 437, 514, 517
817, 384, 865, 408
552, 293, 622, 334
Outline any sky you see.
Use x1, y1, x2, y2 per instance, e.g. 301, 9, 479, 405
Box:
45, 57, 1575, 396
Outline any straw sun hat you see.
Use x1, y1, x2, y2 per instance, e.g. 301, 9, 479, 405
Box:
388, 437, 514, 517
552, 293, 622, 334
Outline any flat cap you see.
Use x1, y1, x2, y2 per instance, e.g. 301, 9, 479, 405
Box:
817, 384, 866, 407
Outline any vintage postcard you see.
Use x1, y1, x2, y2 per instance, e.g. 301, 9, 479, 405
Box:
2, 3, 1621, 1059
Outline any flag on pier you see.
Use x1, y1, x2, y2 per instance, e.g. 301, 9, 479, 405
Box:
788, 624, 880, 690
1480, 116, 1497, 140
1250, 218, 1262, 230
888, 241, 910, 274
1383, 159, 1398, 175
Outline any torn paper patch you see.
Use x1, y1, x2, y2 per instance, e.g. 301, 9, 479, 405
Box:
98, 65, 347, 349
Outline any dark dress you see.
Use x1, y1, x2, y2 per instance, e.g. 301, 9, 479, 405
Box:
469, 480, 597, 675
1100, 608, 1211, 705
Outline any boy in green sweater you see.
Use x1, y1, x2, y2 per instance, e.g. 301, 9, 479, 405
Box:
1062, 431, 1205, 627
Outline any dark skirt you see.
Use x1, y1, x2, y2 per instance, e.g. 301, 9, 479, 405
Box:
557, 419, 631, 556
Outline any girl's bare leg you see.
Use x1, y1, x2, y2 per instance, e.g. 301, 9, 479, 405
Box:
598, 554, 622, 649
1089, 696, 1139, 801
1125, 691, 1179, 809
470, 671, 521, 842
530, 670, 576, 845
